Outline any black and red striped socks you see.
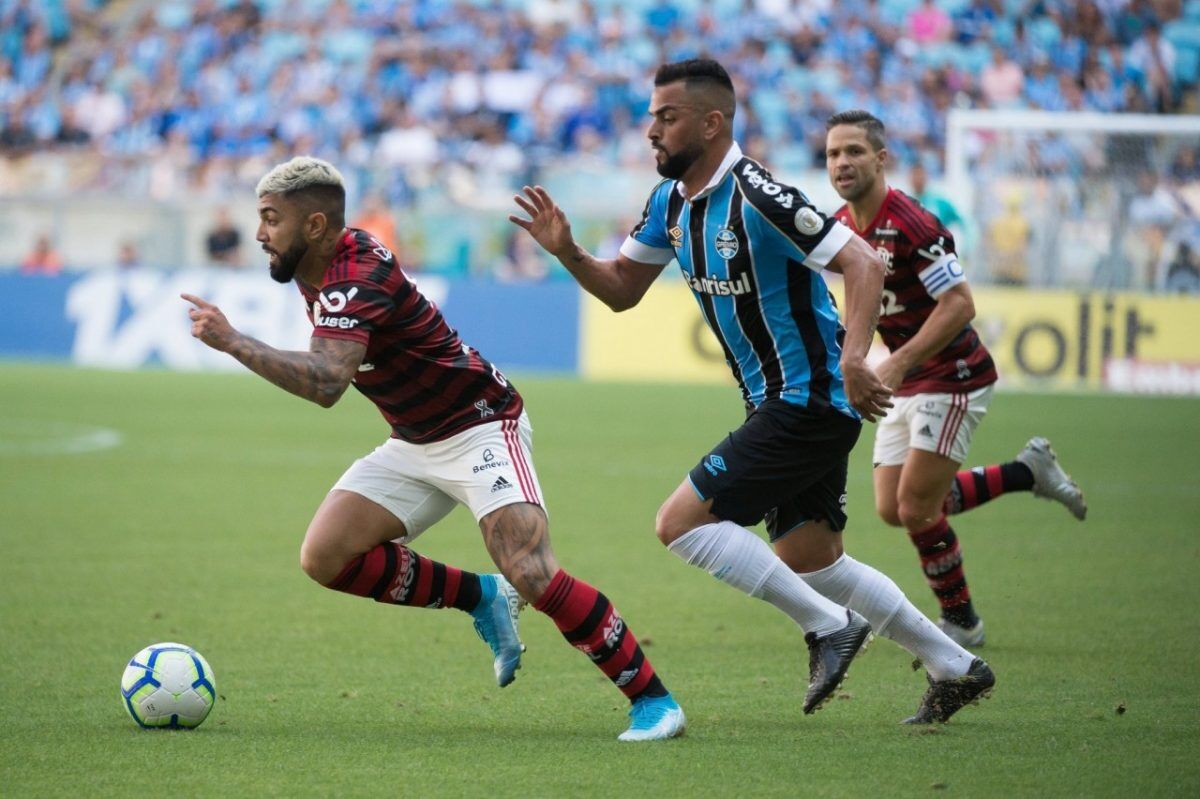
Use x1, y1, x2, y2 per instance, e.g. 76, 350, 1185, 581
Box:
944, 462, 1035, 514
534, 569, 667, 701
908, 515, 978, 628
325, 542, 483, 611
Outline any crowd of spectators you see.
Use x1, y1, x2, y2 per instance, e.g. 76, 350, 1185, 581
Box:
1, 0, 1198, 286
2, 0, 1198, 199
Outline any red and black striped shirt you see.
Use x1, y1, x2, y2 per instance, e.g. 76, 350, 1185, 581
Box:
299, 228, 523, 443
834, 188, 997, 396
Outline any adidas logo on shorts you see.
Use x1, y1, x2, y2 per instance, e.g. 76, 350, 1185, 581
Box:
918, 425, 934, 438
491, 476, 513, 493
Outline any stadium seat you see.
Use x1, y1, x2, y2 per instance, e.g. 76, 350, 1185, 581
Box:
1028, 17, 1063, 51
989, 17, 1016, 48
880, 0, 919, 24
953, 42, 992, 75
1164, 20, 1200, 50
939, 0, 971, 12
1175, 46, 1200, 85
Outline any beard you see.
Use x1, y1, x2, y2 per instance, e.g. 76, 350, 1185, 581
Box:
268, 239, 308, 283
655, 141, 705, 180
834, 174, 871, 203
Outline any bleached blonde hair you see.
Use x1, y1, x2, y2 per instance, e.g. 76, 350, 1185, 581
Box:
255, 156, 345, 197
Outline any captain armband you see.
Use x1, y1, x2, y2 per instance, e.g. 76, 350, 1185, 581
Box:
917, 253, 967, 299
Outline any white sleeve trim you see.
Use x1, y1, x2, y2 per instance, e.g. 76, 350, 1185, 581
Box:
918, 253, 967, 298
802, 221, 853, 271
619, 236, 676, 265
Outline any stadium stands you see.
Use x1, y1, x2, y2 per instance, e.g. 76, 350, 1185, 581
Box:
0, 0, 1197, 282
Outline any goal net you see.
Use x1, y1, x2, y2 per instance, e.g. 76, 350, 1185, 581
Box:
944, 110, 1200, 292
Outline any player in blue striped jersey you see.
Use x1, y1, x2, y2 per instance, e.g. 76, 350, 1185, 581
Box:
512, 59, 994, 722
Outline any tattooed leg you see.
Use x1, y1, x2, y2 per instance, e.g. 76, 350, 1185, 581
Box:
479, 502, 559, 601
481, 501, 674, 706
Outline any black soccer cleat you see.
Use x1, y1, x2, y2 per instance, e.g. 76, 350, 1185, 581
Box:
803, 610, 872, 714
903, 657, 996, 724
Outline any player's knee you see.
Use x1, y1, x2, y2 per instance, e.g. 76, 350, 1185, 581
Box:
775, 543, 831, 573
654, 503, 689, 546
875, 500, 903, 527
501, 558, 553, 603
299, 540, 341, 586
896, 499, 941, 533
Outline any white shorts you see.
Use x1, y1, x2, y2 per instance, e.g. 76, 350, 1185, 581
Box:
331, 412, 545, 542
872, 385, 995, 467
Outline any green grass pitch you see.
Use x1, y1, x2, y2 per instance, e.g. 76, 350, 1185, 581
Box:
1, 363, 1197, 797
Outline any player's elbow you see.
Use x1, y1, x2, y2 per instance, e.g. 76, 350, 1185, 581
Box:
314, 380, 352, 408
959, 293, 976, 324
946, 287, 976, 325
607, 295, 638, 313
864, 249, 886, 281
602, 283, 645, 312
836, 236, 886, 281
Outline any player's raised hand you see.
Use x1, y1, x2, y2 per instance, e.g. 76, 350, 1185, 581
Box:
842, 357, 894, 423
181, 293, 237, 353
509, 185, 576, 260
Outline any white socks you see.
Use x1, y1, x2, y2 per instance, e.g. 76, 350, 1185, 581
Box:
799, 554, 972, 680
667, 521, 847, 636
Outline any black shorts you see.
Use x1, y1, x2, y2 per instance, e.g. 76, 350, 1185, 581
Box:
688, 399, 862, 541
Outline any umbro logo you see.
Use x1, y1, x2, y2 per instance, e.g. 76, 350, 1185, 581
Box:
491, 476, 513, 493
918, 425, 934, 438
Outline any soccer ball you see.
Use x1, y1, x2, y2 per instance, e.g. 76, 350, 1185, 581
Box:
120, 642, 217, 729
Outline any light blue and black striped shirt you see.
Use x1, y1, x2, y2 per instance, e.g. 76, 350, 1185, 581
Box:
620, 142, 857, 418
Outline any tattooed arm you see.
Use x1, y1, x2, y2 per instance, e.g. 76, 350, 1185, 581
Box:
182, 293, 364, 408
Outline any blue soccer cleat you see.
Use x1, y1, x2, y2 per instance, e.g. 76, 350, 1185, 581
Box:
470, 574, 526, 687
617, 692, 686, 742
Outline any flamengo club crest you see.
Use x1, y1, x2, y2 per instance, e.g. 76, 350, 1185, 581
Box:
714, 227, 739, 259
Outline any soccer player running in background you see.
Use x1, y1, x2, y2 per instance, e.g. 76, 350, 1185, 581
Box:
182, 156, 684, 741
511, 59, 993, 723
825, 111, 1087, 648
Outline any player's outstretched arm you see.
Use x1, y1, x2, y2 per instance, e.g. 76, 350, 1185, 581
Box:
182, 293, 364, 408
829, 236, 893, 422
509, 185, 664, 311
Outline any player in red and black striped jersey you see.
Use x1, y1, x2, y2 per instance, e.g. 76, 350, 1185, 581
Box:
182, 156, 683, 741
826, 111, 1087, 648
833, 189, 997, 397
295, 227, 522, 443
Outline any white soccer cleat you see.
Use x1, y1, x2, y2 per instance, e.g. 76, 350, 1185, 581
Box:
617, 692, 686, 742
938, 616, 986, 648
1016, 437, 1087, 520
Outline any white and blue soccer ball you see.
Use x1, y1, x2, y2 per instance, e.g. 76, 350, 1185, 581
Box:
120, 642, 217, 729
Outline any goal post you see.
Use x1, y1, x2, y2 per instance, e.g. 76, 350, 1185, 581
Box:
944, 109, 1200, 291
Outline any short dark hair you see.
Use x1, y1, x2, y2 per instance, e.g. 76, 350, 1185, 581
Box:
654, 59, 734, 93
654, 59, 736, 118
298, 184, 346, 231
826, 109, 888, 152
